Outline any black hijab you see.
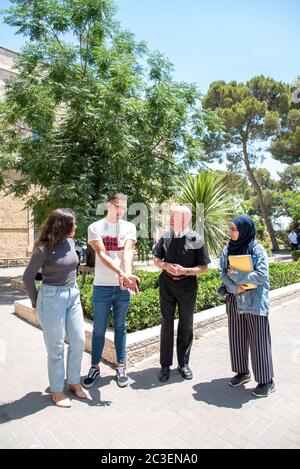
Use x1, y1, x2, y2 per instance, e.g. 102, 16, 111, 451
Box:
227, 215, 256, 256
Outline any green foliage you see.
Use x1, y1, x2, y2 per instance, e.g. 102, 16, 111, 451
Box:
0, 0, 221, 234
270, 108, 300, 165
196, 280, 223, 311
134, 239, 153, 263
291, 250, 300, 262
202, 76, 293, 251
259, 237, 273, 256
269, 262, 300, 289
132, 269, 160, 291
177, 171, 236, 255
277, 165, 300, 191
126, 288, 161, 333
77, 262, 300, 333
77, 274, 94, 319
282, 192, 300, 221
212, 166, 299, 244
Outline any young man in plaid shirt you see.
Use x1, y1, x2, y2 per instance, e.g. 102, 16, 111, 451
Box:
83, 194, 139, 388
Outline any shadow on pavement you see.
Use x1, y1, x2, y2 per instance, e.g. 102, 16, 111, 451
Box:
0, 385, 113, 423
192, 377, 256, 409
0, 392, 51, 423
0, 376, 112, 424
129, 367, 183, 390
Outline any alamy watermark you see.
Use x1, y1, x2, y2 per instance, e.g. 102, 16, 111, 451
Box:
96, 201, 205, 247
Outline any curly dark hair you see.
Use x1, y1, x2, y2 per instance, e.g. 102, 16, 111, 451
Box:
34, 209, 76, 249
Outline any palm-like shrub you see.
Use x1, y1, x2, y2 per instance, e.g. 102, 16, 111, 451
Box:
177, 171, 236, 255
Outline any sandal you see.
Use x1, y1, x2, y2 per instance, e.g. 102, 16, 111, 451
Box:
52, 392, 71, 408
69, 384, 88, 399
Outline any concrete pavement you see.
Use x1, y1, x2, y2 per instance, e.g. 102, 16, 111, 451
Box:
0, 268, 299, 449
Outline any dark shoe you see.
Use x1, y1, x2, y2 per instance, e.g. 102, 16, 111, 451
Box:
158, 366, 170, 383
252, 380, 275, 398
83, 366, 100, 389
229, 371, 251, 387
116, 367, 129, 387
178, 365, 193, 380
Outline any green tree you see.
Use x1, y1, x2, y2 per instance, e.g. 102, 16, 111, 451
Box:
277, 165, 300, 191
283, 192, 300, 221
276, 165, 300, 223
210, 170, 274, 253
202, 75, 291, 251
211, 169, 248, 199
177, 171, 236, 255
211, 168, 299, 251
270, 77, 300, 165
0, 0, 219, 235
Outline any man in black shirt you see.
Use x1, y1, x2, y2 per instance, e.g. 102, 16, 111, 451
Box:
153, 206, 211, 382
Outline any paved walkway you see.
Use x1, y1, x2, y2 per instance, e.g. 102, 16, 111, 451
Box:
0, 268, 299, 449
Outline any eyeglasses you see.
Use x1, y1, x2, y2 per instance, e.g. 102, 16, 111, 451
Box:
228, 226, 238, 232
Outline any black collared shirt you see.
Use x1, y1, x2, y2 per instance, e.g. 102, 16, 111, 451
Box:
152, 229, 211, 267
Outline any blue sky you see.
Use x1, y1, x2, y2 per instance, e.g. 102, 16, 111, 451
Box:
1, 0, 299, 177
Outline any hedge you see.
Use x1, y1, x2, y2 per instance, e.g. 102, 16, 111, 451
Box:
291, 250, 300, 262
78, 261, 300, 333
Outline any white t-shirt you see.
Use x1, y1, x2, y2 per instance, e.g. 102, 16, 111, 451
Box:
88, 218, 137, 286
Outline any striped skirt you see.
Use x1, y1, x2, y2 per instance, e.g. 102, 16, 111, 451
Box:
226, 294, 274, 384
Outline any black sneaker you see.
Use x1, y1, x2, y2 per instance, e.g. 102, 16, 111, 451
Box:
252, 380, 275, 398
83, 367, 100, 389
229, 371, 251, 387
116, 367, 129, 387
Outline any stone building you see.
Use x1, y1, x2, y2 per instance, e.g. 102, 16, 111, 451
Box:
0, 45, 34, 262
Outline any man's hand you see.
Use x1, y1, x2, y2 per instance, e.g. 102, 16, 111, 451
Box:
170, 264, 187, 276
236, 285, 246, 294
119, 272, 140, 291
129, 282, 140, 295
165, 263, 180, 276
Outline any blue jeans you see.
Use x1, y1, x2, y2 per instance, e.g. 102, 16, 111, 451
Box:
36, 283, 85, 393
91, 286, 130, 366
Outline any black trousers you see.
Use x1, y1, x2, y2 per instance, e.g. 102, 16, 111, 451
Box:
159, 273, 198, 367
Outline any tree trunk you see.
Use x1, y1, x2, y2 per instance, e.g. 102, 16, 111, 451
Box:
243, 144, 279, 251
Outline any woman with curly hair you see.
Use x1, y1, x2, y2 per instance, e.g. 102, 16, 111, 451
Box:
23, 209, 86, 407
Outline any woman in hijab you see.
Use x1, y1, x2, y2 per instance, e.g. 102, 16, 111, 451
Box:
219, 215, 275, 398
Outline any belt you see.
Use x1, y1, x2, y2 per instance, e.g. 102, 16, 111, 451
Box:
163, 272, 188, 281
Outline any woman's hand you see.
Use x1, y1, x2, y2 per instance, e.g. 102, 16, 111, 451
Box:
227, 266, 233, 279
236, 285, 246, 294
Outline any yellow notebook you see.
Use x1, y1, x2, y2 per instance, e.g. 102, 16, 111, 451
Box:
228, 255, 257, 290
